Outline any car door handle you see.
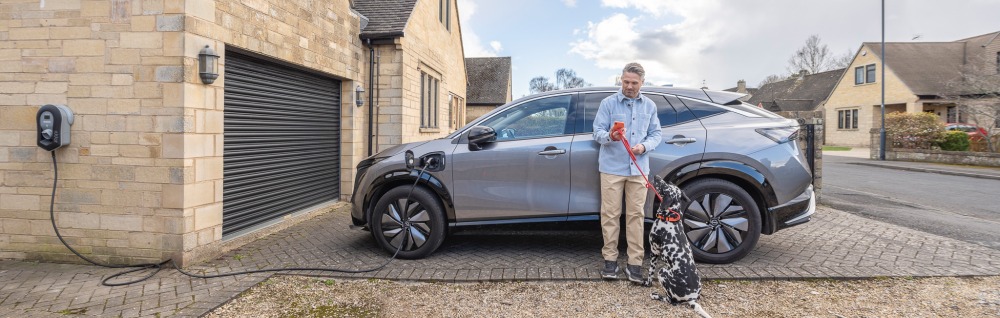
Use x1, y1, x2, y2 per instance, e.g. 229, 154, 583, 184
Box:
538, 149, 566, 156
665, 137, 697, 144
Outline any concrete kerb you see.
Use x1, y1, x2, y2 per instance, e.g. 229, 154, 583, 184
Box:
849, 162, 1000, 181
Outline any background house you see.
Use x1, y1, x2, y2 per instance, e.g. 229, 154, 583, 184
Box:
748, 69, 843, 113
464, 57, 512, 123
354, 0, 467, 154
0, 0, 469, 267
723, 79, 757, 102
824, 31, 1000, 147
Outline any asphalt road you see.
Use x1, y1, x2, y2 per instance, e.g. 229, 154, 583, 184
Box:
820, 153, 1000, 250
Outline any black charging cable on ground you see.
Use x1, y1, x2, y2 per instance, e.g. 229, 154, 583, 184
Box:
48, 151, 426, 286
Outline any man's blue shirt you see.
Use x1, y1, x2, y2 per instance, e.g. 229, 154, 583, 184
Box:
593, 90, 661, 177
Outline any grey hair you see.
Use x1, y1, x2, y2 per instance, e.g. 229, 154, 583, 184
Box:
622, 62, 645, 80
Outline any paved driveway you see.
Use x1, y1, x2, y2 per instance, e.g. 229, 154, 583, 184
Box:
2, 203, 999, 317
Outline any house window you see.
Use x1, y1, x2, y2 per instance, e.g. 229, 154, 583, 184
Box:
439, 0, 450, 30
855, 64, 877, 84
421, 72, 439, 128
838, 109, 859, 129
946, 106, 965, 123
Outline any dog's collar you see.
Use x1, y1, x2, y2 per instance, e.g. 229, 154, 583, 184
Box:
656, 209, 682, 223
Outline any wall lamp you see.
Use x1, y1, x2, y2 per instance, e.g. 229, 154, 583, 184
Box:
355, 84, 365, 107
198, 45, 220, 84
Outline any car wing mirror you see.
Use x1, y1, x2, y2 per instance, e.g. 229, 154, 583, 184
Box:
467, 126, 496, 151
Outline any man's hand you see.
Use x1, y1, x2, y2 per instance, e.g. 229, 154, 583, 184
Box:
610, 128, 625, 141
631, 144, 645, 155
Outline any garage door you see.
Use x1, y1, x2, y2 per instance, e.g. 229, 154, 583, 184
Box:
222, 50, 341, 237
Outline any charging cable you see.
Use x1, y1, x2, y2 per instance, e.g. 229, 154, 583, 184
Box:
48, 151, 430, 286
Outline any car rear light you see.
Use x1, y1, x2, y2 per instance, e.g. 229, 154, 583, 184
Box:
756, 126, 799, 144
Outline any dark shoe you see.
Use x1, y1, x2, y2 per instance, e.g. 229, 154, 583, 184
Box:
625, 264, 645, 284
600, 261, 619, 279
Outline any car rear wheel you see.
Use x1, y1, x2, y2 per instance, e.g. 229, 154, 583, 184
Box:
370, 186, 446, 259
681, 178, 761, 264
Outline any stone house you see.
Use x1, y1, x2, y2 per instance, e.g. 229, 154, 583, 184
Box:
0, 0, 466, 267
464, 56, 511, 123
823, 31, 1000, 147
748, 69, 843, 113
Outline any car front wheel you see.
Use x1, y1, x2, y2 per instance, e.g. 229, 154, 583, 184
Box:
681, 178, 761, 264
370, 185, 446, 259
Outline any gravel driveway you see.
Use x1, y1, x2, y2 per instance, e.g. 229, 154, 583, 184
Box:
207, 275, 1000, 317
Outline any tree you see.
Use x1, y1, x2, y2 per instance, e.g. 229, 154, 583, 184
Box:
945, 63, 1000, 152
529, 68, 590, 94
831, 48, 855, 70
786, 35, 834, 74
529, 77, 556, 94
555, 68, 588, 89
757, 74, 788, 87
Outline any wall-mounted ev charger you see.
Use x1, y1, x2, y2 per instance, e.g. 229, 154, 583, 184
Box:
37, 104, 74, 151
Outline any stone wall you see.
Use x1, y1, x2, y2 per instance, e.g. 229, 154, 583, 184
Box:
777, 111, 824, 200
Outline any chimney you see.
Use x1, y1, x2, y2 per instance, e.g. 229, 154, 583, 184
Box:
798, 69, 809, 80
737, 79, 746, 93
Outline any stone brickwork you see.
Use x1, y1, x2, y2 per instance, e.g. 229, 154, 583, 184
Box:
823, 44, 918, 147
372, 0, 466, 152
0, 0, 368, 267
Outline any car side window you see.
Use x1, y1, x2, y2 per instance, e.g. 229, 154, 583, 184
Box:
581, 93, 682, 133
675, 97, 727, 119
478, 94, 573, 141
662, 95, 698, 124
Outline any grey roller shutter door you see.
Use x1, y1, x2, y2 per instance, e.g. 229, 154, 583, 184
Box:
222, 50, 341, 237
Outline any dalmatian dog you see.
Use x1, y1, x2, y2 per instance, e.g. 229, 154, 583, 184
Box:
644, 176, 711, 318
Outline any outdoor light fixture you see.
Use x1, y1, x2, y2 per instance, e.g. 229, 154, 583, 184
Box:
355, 84, 365, 107
198, 45, 219, 84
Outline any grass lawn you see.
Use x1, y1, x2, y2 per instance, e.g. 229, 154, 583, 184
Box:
822, 146, 852, 151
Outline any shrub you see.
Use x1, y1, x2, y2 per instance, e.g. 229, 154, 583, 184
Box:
885, 112, 945, 149
938, 131, 970, 151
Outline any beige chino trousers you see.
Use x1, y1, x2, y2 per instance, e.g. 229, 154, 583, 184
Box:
599, 172, 647, 266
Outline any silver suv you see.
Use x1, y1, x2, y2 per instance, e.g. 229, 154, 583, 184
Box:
351, 87, 815, 264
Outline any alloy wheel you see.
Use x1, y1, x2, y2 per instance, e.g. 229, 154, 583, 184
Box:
380, 197, 433, 251
684, 192, 751, 254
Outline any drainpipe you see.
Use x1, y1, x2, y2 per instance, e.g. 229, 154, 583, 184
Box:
366, 38, 375, 157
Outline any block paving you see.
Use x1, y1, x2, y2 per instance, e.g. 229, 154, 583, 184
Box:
2, 204, 999, 317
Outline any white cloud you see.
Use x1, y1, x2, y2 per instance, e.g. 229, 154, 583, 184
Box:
459, 0, 503, 57
489, 41, 503, 52
563, 0, 577, 7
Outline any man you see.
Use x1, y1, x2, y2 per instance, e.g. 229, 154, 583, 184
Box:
592, 62, 661, 284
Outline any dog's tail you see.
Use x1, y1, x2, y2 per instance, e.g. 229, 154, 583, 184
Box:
688, 300, 712, 318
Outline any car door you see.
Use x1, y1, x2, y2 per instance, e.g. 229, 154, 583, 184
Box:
451, 94, 575, 222
568, 92, 708, 219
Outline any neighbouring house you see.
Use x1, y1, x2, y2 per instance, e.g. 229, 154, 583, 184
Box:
0, 0, 467, 267
354, 0, 467, 153
723, 79, 757, 102
464, 57, 512, 123
824, 30, 1000, 147
748, 69, 843, 113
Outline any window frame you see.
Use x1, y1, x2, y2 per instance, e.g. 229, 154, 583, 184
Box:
855, 66, 864, 85
837, 108, 860, 130
420, 71, 440, 129
865, 64, 876, 84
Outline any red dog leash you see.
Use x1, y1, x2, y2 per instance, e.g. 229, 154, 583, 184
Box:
613, 122, 681, 222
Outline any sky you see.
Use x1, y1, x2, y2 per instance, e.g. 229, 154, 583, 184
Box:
457, 0, 1000, 99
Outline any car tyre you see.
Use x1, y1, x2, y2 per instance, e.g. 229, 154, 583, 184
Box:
370, 185, 446, 259
681, 178, 761, 264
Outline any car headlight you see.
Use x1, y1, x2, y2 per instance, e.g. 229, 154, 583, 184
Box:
756, 127, 799, 144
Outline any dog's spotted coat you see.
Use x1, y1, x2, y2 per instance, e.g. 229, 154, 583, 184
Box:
644, 176, 711, 318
